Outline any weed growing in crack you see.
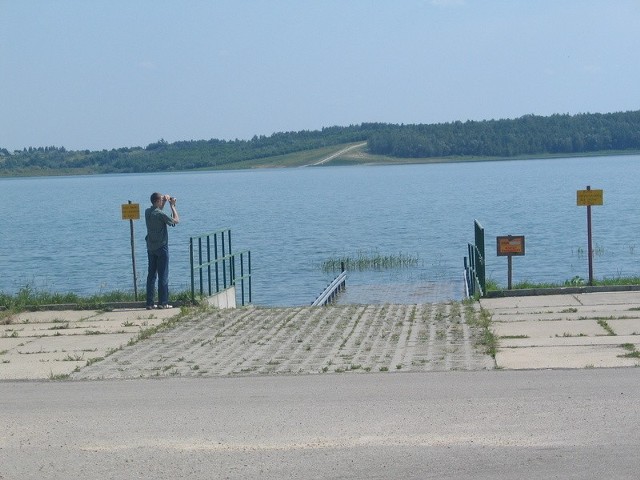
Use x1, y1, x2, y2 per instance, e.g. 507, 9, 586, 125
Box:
597, 319, 616, 336
619, 343, 640, 358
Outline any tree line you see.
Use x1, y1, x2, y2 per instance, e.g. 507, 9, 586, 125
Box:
367, 111, 640, 158
0, 125, 384, 175
1, 110, 639, 175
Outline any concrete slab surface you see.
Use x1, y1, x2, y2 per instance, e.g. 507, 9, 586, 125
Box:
1, 307, 182, 380
13, 333, 134, 354
481, 294, 582, 309
3, 291, 640, 379
499, 334, 640, 349
608, 318, 640, 335
492, 319, 606, 338
481, 291, 640, 370
8, 310, 100, 323
574, 291, 640, 306
496, 345, 639, 369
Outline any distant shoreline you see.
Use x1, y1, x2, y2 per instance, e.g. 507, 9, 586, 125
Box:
2, 147, 640, 179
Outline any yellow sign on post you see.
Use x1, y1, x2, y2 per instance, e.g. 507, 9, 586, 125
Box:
122, 201, 140, 300
577, 186, 603, 286
121, 203, 140, 220
577, 189, 603, 206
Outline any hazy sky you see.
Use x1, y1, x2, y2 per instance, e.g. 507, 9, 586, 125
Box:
2, 0, 639, 151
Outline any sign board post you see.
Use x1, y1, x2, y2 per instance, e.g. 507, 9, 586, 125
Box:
576, 186, 603, 286
121, 201, 141, 300
496, 235, 525, 289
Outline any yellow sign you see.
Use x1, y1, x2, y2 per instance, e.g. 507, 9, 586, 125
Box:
121, 203, 140, 220
577, 189, 603, 206
497, 235, 525, 256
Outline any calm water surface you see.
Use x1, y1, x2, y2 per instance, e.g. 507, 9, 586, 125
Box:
2, 155, 640, 306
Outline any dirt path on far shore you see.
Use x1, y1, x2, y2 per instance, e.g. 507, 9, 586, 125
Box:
304, 142, 367, 166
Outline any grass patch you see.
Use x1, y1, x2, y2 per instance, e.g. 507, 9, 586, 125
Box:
0, 283, 193, 315
466, 304, 497, 359
619, 343, 640, 358
620, 351, 640, 358
62, 353, 84, 361
486, 276, 640, 292
596, 319, 616, 336
126, 305, 193, 347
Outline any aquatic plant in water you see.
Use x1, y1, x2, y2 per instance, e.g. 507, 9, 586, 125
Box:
321, 250, 419, 273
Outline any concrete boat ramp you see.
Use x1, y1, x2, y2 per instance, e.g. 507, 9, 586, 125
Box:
1, 291, 639, 380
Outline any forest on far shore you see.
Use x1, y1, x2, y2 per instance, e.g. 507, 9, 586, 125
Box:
1, 110, 640, 176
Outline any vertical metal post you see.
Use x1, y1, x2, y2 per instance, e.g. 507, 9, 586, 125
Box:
206, 235, 212, 295
240, 253, 245, 306
586, 185, 594, 286
507, 256, 513, 290
228, 230, 233, 287
221, 232, 227, 288
189, 238, 195, 303
128, 200, 138, 300
214, 233, 219, 292
463, 256, 470, 297
198, 237, 204, 296
248, 251, 252, 304
467, 245, 474, 296
474, 220, 485, 294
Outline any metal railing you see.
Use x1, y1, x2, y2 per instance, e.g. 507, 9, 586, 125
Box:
189, 228, 252, 306
312, 266, 347, 306
464, 220, 486, 298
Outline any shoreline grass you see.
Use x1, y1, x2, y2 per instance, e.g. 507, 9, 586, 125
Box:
0, 284, 192, 322
486, 276, 640, 292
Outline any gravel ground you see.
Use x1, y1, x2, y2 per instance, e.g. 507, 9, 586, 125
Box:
71, 302, 495, 380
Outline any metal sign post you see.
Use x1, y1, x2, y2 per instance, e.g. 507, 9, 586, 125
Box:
121, 201, 141, 300
496, 235, 525, 289
576, 186, 603, 286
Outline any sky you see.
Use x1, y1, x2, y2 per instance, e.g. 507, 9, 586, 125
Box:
1, 0, 640, 152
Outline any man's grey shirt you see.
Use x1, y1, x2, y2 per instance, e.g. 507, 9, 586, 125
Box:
145, 206, 175, 251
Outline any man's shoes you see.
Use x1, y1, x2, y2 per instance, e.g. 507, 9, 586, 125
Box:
146, 305, 156, 310
158, 304, 173, 309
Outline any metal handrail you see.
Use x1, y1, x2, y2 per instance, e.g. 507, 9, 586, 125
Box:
464, 220, 486, 298
312, 270, 347, 306
189, 229, 251, 306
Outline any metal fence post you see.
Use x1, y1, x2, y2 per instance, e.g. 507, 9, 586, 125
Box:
474, 220, 486, 294
190, 238, 195, 303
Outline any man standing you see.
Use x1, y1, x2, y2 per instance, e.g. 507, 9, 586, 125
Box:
145, 192, 179, 309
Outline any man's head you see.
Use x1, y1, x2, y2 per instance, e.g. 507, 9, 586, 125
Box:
150, 192, 164, 206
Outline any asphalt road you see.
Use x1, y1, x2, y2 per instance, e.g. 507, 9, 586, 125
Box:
2, 369, 639, 479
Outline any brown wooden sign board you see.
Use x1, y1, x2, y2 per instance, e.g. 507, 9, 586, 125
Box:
497, 235, 525, 256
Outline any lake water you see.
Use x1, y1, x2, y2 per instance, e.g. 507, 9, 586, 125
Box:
2, 155, 640, 306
